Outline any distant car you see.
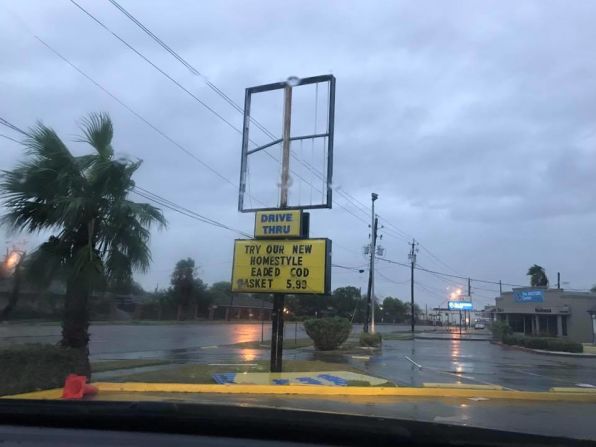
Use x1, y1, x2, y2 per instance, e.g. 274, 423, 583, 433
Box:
474, 322, 486, 330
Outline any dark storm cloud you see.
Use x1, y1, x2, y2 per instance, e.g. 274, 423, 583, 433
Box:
2, 0, 596, 306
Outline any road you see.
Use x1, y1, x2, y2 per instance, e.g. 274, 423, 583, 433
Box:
0, 321, 407, 356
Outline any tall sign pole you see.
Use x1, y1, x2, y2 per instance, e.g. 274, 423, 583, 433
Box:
234, 74, 335, 376
270, 84, 293, 373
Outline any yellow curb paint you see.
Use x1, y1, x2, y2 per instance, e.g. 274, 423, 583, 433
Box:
90, 382, 596, 402
423, 383, 503, 390
4, 383, 596, 402
550, 387, 596, 393
1, 388, 63, 400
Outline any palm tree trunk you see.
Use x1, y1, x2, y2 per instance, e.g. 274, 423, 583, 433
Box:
0, 261, 22, 320
61, 274, 91, 377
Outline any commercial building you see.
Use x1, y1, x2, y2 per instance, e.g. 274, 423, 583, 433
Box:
495, 287, 596, 343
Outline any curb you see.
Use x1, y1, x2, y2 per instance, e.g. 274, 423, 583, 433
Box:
4, 382, 596, 402
491, 341, 596, 358
415, 336, 490, 342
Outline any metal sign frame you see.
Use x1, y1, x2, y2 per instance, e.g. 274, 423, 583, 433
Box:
238, 74, 336, 212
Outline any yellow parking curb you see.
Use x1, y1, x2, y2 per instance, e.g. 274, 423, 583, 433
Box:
1, 388, 63, 400
550, 387, 596, 393
3, 383, 596, 402
423, 383, 503, 390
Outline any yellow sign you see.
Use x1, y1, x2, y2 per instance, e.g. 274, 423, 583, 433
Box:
231, 239, 330, 294
254, 210, 302, 238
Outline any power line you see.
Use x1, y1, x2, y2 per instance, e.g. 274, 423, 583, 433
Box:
377, 270, 409, 285
106, 0, 277, 142
99, 0, 377, 226
0, 115, 252, 238
376, 255, 526, 289
32, 33, 236, 187
332, 263, 366, 272
70, 1, 332, 201
132, 186, 252, 237
69, 0, 244, 138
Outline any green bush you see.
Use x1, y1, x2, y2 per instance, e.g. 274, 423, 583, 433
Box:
501, 335, 583, 353
546, 339, 583, 353
502, 334, 525, 346
0, 344, 87, 396
359, 331, 382, 347
303, 317, 351, 351
523, 337, 551, 350
490, 321, 512, 341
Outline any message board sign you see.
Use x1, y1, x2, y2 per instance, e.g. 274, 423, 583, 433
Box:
448, 301, 473, 311
513, 290, 544, 303
231, 239, 330, 294
254, 210, 302, 238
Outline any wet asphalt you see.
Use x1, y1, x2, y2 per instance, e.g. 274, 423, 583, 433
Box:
2, 322, 595, 391
2, 322, 596, 440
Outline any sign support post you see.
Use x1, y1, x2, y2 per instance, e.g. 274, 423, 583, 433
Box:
235, 75, 334, 375
270, 84, 293, 373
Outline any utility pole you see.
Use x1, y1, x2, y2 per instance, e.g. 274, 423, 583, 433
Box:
499, 280, 502, 295
364, 193, 378, 333
557, 272, 560, 289
464, 277, 472, 329
409, 239, 418, 333
270, 83, 293, 373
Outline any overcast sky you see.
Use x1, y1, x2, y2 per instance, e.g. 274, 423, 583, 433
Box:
2, 0, 596, 309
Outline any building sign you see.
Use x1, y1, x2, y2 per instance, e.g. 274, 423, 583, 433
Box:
513, 290, 544, 303
231, 239, 331, 294
535, 307, 552, 313
254, 210, 302, 238
448, 301, 473, 311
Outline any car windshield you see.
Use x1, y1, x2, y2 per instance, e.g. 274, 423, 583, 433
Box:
1, 0, 595, 443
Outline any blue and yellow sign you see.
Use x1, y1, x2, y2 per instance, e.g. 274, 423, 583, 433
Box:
254, 210, 302, 238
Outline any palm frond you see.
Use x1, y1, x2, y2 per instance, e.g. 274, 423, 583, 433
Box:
79, 112, 113, 159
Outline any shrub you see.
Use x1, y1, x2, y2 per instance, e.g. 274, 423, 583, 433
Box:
0, 344, 87, 396
500, 335, 583, 353
359, 331, 382, 347
490, 321, 512, 341
303, 317, 351, 351
503, 334, 524, 346
523, 337, 550, 350
546, 339, 583, 353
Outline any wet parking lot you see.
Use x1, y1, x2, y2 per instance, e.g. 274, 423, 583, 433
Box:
2, 322, 595, 391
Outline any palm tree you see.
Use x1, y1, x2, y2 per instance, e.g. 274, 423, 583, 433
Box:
0, 113, 166, 375
527, 264, 548, 287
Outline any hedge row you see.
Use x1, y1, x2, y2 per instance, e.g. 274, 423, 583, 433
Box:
0, 344, 86, 396
502, 335, 583, 353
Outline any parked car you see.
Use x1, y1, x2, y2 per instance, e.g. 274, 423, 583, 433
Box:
474, 322, 486, 330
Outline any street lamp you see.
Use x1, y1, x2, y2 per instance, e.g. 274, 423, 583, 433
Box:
1, 249, 24, 278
